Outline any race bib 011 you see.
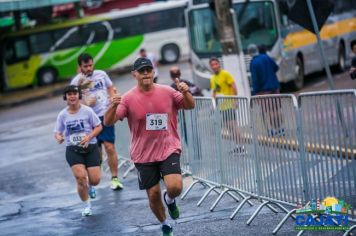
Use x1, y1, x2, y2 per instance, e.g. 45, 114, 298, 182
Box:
69, 132, 86, 146
146, 113, 168, 130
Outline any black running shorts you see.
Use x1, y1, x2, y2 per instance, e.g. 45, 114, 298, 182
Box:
134, 153, 181, 190
65, 144, 101, 168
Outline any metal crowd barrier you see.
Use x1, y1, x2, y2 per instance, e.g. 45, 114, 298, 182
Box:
298, 90, 356, 217
178, 110, 192, 176
179, 90, 356, 235
180, 98, 230, 204
249, 95, 304, 234
114, 119, 135, 179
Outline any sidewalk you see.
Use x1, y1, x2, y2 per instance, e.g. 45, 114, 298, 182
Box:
0, 82, 67, 108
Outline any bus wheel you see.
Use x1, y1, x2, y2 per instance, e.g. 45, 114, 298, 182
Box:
292, 56, 304, 90
38, 68, 57, 86
337, 43, 346, 72
161, 44, 180, 64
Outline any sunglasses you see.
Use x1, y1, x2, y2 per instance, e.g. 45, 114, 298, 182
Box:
137, 67, 153, 74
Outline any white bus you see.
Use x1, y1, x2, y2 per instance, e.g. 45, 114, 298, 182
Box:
186, 0, 356, 90
1, 0, 189, 89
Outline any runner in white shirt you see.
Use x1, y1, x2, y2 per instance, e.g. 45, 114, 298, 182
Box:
54, 85, 102, 216
71, 53, 123, 194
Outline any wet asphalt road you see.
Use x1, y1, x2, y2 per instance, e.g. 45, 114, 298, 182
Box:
0, 61, 353, 236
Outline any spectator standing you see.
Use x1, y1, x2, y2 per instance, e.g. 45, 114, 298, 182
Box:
248, 44, 284, 136
209, 57, 244, 153
248, 44, 280, 95
169, 66, 203, 96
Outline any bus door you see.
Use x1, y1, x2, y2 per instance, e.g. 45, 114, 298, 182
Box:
4, 37, 34, 89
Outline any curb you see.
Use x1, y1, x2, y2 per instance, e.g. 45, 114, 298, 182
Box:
0, 83, 67, 109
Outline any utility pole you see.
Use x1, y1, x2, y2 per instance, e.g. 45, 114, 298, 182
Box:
213, 0, 250, 97
214, 0, 238, 54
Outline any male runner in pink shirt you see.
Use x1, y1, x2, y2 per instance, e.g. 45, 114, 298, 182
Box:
104, 57, 195, 236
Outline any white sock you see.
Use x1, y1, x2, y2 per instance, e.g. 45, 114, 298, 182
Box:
161, 219, 171, 227
165, 193, 175, 204
83, 199, 91, 208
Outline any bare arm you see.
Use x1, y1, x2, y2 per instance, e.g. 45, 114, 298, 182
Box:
80, 124, 103, 148
175, 78, 195, 109
212, 90, 216, 98
182, 91, 195, 109
104, 93, 121, 126
107, 86, 115, 98
54, 132, 64, 144
80, 90, 96, 107
232, 82, 238, 95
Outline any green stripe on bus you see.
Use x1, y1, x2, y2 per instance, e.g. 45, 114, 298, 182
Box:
95, 36, 144, 69
43, 35, 143, 79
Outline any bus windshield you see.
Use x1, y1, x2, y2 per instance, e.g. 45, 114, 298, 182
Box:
188, 1, 278, 55
234, 1, 278, 50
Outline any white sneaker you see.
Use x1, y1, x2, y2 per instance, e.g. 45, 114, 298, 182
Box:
81, 207, 92, 216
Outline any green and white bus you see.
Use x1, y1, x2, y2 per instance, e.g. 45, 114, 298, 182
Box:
0, 0, 188, 90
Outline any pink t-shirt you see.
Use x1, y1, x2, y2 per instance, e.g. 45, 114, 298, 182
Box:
116, 84, 184, 163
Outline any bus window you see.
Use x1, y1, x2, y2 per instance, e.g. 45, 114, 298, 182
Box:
234, 1, 278, 50
82, 23, 109, 43
52, 27, 85, 50
142, 7, 185, 33
5, 38, 30, 64
111, 16, 143, 38
188, 8, 221, 54
29, 32, 53, 54
143, 11, 167, 32
5, 42, 14, 63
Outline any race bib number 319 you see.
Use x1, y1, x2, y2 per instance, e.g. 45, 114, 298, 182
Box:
146, 114, 168, 130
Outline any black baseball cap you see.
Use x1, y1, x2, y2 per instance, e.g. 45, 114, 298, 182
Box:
133, 57, 153, 71
64, 85, 80, 95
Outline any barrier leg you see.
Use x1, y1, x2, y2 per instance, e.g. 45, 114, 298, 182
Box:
343, 225, 356, 236
210, 189, 254, 212
181, 171, 190, 178
266, 204, 279, 213
230, 196, 254, 220
232, 191, 254, 206
118, 159, 129, 169
197, 185, 218, 207
123, 164, 135, 179
181, 180, 204, 200
272, 209, 296, 235
246, 201, 271, 225
273, 203, 295, 218
226, 191, 240, 202
210, 189, 231, 212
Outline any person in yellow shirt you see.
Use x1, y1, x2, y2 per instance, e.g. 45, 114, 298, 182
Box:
209, 57, 237, 97
209, 57, 244, 154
